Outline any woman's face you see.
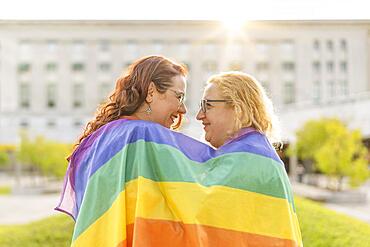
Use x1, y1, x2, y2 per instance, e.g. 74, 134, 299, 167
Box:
196, 83, 236, 148
150, 75, 187, 128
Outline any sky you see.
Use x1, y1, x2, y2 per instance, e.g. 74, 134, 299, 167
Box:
0, 0, 369, 20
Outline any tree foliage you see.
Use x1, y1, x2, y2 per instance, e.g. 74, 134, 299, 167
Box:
289, 118, 369, 189
0, 145, 15, 168
16, 132, 72, 178
0, 151, 9, 167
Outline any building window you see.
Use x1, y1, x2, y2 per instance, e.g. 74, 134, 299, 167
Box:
313, 40, 320, 51
46, 84, 57, 108
19, 83, 30, 109
19, 120, 29, 128
228, 61, 242, 71
280, 41, 294, 54
313, 61, 321, 73
47, 119, 56, 128
203, 41, 217, 55
313, 80, 321, 103
202, 61, 218, 73
99, 83, 112, 102
45, 62, 58, 72
230, 43, 243, 55
340, 61, 347, 72
72, 40, 85, 53
256, 62, 269, 71
326, 40, 334, 52
124, 62, 132, 70
326, 61, 334, 73
19, 40, 31, 54
99, 63, 111, 72
72, 63, 85, 72
126, 40, 139, 57
282, 62, 295, 72
18, 63, 31, 73
152, 40, 164, 54
328, 80, 335, 98
283, 82, 295, 104
73, 120, 83, 128
340, 39, 347, 52
202, 61, 218, 81
339, 80, 348, 96
73, 84, 84, 108
256, 42, 269, 55
99, 40, 110, 52
47, 40, 57, 53
178, 40, 190, 55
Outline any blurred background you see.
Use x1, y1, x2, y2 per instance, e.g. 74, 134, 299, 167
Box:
0, 20, 369, 170
0, 2, 370, 246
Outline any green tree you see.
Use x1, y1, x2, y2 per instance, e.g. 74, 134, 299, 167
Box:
0, 151, 9, 168
16, 132, 72, 178
288, 118, 369, 190
0, 145, 15, 168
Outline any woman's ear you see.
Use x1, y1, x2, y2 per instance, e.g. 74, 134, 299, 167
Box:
146, 81, 156, 103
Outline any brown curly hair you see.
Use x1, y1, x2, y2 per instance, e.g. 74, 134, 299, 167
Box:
73, 55, 187, 152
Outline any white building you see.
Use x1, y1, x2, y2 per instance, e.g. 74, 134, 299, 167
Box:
0, 20, 370, 144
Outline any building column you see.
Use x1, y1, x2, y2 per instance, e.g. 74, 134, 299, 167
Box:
289, 152, 298, 182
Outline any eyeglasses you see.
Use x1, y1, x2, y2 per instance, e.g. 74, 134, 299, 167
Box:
199, 99, 232, 113
168, 89, 185, 104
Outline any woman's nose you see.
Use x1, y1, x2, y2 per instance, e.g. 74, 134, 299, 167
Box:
178, 103, 187, 114
196, 108, 205, 120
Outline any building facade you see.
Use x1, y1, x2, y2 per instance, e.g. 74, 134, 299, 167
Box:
0, 20, 370, 144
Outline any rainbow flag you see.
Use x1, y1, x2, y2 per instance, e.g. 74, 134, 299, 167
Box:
56, 119, 302, 247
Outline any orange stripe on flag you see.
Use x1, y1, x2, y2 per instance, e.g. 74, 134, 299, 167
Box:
122, 217, 298, 247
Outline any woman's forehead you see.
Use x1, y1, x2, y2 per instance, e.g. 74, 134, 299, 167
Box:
204, 83, 221, 98
171, 75, 186, 91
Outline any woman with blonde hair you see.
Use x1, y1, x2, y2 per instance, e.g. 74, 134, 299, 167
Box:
196, 71, 302, 246
196, 71, 280, 148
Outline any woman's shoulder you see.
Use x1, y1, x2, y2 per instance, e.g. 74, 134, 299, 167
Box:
103, 119, 169, 135
219, 131, 282, 164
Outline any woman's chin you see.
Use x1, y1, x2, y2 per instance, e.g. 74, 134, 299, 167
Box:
165, 121, 173, 129
205, 133, 211, 143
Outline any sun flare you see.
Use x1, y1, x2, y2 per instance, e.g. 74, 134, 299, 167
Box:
221, 18, 247, 33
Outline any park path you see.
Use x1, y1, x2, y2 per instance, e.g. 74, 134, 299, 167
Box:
0, 194, 61, 225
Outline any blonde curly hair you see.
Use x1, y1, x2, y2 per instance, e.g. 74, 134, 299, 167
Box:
207, 71, 281, 143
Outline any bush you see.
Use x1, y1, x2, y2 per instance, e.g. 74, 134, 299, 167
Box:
0, 186, 11, 195
16, 133, 72, 178
0, 145, 16, 168
0, 152, 9, 168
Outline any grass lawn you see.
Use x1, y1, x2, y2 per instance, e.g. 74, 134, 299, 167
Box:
0, 215, 73, 247
0, 197, 370, 246
295, 197, 370, 247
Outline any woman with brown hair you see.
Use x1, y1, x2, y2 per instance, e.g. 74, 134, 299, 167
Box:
76, 54, 187, 149
56, 55, 188, 244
